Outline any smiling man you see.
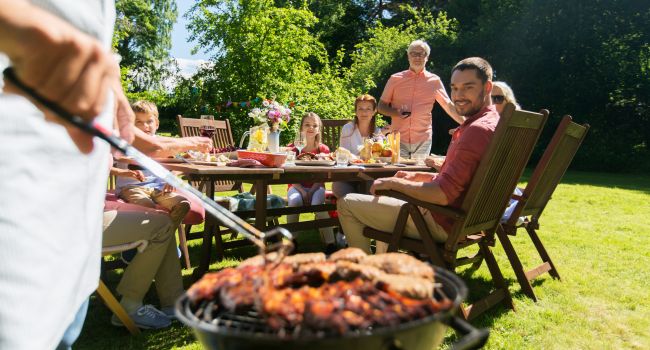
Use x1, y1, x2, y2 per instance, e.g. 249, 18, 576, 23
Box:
337, 57, 498, 253
378, 40, 464, 158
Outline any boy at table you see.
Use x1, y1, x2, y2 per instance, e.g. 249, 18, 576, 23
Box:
113, 101, 195, 242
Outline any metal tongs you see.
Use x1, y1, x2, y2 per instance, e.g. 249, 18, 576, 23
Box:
3, 67, 294, 266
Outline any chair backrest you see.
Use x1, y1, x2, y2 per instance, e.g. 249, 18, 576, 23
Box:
177, 115, 242, 192
450, 104, 548, 244
321, 119, 351, 150
177, 115, 236, 149
513, 115, 589, 222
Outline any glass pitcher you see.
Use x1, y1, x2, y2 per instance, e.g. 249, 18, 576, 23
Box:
239, 124, 269, 152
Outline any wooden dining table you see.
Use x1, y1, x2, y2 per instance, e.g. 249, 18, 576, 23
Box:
163, 162, 432, 278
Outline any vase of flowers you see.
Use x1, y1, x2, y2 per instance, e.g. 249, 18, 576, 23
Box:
248, 100, 291, 153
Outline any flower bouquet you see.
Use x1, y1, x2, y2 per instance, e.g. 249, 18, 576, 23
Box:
248, 100, 292, 132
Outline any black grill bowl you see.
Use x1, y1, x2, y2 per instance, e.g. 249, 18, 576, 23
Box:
175, 267, 488, 350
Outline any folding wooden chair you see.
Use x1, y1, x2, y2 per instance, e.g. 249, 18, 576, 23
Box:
97, 241, 148, 335
364, 104, 548, 320
321, 119, 350, 150
496, 115, 589, 301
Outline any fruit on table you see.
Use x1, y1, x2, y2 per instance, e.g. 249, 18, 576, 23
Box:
371, 142, 383, 153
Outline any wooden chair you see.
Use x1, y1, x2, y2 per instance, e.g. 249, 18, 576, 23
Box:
496, 115, 589, 301
363, 104, 548, 320
321, 119, 350, 150
107, 172, 199, 270
97, 241, 147, 335
176, 114, 244, 192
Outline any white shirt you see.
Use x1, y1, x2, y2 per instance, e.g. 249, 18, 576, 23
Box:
339, 122, 381, 156
0, 1, 115, 349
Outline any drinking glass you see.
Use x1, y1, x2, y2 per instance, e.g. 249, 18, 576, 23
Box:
336, 152, 349, 167
294, 131, 306, 154
285, 151, 296, 166
200, 115, 216, 155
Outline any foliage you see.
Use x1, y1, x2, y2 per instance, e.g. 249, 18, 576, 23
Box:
446, 0, 650, 171
179, 0, 357, 143
114, 0, 178, 91
344, 10, 457, 97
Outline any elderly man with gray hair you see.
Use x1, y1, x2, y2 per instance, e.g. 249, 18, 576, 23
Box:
378, 39, 464, 158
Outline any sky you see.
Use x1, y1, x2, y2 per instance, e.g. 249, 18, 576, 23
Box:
170, 0, 209, 76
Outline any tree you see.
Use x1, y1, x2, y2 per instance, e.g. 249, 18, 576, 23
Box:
449, 0, 650, 171
183, 0, 356, 142
114, 0, 178, 91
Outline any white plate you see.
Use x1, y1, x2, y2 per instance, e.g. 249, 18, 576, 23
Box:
294, 160, 336, 166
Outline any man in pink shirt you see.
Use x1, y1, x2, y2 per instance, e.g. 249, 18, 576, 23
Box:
338, 57, 497, 253
378, 40, 464, 158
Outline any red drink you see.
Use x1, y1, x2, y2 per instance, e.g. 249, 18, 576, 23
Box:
200, 126, 216, 138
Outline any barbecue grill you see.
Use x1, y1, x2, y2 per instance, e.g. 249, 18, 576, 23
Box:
176, 267, 488, 350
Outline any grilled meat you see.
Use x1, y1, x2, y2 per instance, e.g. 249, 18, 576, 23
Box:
332, 260, 384, 281
327, 247, 367, 263
284, 252, 326, 266
374, 273, 434, 299
361, 253, 434, 280
188, 252, 451, 336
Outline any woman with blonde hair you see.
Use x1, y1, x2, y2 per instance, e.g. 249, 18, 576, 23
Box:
491, 81, 521, 114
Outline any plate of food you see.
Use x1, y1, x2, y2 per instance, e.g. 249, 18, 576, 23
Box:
349, 159, 387, 167
294, 152, 336, 166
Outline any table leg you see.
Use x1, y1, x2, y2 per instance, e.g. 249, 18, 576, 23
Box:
193, 179, 215, 280
254, 180, 268, 231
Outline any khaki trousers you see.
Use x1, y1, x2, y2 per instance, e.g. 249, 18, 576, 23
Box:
102, 208, 183, 307
119, 187, 190, 229
337, 193, 448, 254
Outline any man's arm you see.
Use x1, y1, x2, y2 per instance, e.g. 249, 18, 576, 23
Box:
377, 100, 401, 119
1, 0, 117, 153
370, 176, 449, 205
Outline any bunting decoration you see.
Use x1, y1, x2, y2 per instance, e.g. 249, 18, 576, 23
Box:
212, 97, 300, 112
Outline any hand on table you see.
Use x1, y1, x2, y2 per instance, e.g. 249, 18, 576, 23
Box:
425, 156, 445, 171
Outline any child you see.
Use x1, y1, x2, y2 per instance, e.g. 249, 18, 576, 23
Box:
332, 94, 382, 199
114, 101, 191, 235
287, 112, 336, 253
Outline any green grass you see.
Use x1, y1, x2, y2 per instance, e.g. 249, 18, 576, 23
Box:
76, 172, 650, 349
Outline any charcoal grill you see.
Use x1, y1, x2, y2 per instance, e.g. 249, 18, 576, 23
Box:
176, 267, 488, 350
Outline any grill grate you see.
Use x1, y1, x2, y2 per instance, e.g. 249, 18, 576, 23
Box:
184, 283, 451, 339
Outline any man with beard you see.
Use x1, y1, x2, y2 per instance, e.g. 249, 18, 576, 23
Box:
337, 57, 498, 254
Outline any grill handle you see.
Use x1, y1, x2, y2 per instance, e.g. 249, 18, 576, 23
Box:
447, 316, 490, 350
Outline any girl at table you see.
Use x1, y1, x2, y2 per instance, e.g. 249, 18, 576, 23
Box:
287, 112, 336, 253
332, 94, 382, 199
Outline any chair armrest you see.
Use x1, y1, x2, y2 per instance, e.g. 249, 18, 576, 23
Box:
375, 190, 465, 219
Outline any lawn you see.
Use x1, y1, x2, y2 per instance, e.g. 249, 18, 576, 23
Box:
76, 171, 650, 349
